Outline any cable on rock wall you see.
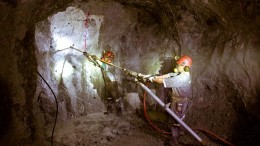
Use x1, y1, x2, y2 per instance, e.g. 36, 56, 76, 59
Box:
36, 71, 58, 146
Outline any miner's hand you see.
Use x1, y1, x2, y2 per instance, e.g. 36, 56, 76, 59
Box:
141, 74, 156, 82
83, 52, 88, 56
90, 55, 98, 60
123, 69, 138, 77
135, 74, 153, 82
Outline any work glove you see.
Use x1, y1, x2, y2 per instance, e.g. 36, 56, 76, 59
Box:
83, 52, 88, 56
147, 76, 156, 82
83, 52, 98, 60
140, 74, 156, 82
90, 55, 98, 60
123, 69, 137, 78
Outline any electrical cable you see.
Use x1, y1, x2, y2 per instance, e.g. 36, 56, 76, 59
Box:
36, 71, 58, 146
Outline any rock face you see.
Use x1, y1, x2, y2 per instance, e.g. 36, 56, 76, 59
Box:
35, 6, 106, 123
0, 0, 259, 146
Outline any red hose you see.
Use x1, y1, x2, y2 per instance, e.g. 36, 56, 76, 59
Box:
143, 85, 171, 135
83, 11, 90, 51
142, 84, 235, 146
193, 128, 235, 146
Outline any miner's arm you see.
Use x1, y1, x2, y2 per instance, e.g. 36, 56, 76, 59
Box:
150, 73, 178, 84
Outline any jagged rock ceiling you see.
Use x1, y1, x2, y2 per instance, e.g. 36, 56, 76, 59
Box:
0, 0, 259, 146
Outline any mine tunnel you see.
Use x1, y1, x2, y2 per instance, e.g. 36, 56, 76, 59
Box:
0, 0, 259, 146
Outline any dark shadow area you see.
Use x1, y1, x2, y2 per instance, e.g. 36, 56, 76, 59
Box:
232, 95, 260, 146
0, 79, 12, 138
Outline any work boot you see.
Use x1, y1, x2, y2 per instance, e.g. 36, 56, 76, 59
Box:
179, 127, 185, 136
106, 97, 113, 114
171, 127, 180, 139
164, 139, 180, 146
171, 139, 181, 146
115, 98, 124, 115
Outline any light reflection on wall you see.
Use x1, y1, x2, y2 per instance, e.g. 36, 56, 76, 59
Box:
54, 60, 74, 78
53, 35, 74, 51
34, 7, 107, 118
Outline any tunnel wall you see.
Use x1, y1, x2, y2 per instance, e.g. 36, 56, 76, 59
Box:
35, 7, 107, 123
0, 0, 74, 145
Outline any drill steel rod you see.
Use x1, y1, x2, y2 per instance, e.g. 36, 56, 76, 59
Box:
70, 46, 125, 70
69, 46, 204, 144
138, 81, 204, 144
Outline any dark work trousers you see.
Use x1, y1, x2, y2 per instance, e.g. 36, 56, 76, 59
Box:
170, 97, 189, 142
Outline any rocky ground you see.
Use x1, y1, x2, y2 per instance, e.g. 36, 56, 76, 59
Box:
45, 111, 229, 146
46, 112, 167, 146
